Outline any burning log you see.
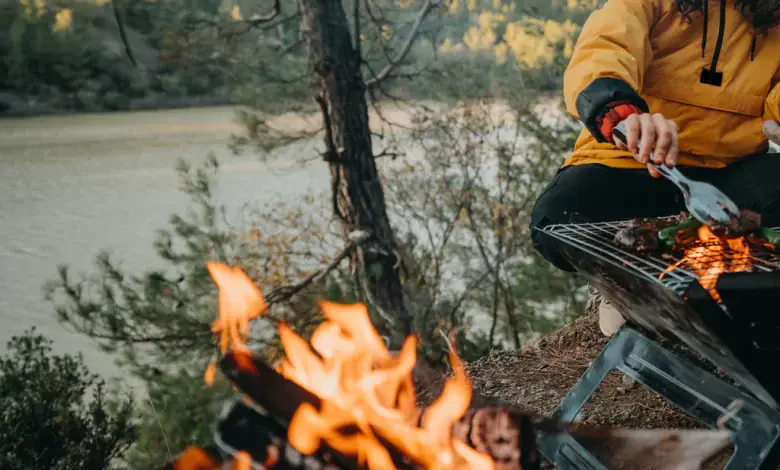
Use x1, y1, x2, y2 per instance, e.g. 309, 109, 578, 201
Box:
220, 348, 549, 469
169, 262, 732, 470
197, 348, 729, 470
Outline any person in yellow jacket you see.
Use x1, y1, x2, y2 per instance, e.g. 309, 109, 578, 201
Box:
529, 0, 780, 336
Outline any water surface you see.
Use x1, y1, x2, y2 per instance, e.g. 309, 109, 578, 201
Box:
0, 106, 329, 388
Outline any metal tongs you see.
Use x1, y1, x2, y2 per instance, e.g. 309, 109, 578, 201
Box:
612, 120, 740, 225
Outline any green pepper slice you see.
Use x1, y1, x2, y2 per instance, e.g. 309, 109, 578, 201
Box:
759, 227, 780, 248
658, 217, 701, 247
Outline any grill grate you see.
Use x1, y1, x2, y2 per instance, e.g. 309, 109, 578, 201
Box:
540, 219, 780, 296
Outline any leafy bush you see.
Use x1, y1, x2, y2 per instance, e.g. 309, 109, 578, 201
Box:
0, 329, 136, 470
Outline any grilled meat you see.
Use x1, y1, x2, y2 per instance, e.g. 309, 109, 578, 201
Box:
614, 225, 660, 252
613, 214, 686, 252
613, 209, 776, 253
710, 209, 762, 237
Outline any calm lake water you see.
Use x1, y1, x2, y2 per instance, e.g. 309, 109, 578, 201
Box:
0, 106, 330, 391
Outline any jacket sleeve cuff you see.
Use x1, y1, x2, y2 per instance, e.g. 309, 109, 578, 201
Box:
599, 103, 642, 144
575, 77, 649, 142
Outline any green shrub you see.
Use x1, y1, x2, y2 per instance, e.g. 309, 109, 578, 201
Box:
0, 329, 136, 470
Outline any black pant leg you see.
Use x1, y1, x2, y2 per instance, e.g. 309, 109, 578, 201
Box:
702, 153, 780, 227
529, 164, 685, 271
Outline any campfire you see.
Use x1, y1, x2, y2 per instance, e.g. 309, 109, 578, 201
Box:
170, 261, 732, 470
180, 261, 497, 470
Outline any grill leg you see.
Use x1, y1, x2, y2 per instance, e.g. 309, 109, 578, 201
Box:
538, 327, 635, 470
539, 326, 780, 470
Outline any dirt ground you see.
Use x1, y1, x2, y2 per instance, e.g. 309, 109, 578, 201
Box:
415, 312, 736, 468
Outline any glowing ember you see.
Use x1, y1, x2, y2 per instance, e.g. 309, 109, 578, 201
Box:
200, 262, 494, 470
660, 226, 752, 301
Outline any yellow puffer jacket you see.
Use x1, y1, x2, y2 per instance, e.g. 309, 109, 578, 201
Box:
562, 0, 780, 169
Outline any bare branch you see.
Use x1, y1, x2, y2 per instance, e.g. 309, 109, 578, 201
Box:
364, 0, 397, 64
364, 0, 442, 87
84, 330, 212, 344
374, 148, 401, 160
245, 0, 282, 26
264, 232, 369, 306
279, 38, 305, 55
111, 0, 137, 68
259, 12, 301, 30
445, 270, 492, 325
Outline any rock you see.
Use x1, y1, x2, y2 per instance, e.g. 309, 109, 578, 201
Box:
621, 374, 637, 388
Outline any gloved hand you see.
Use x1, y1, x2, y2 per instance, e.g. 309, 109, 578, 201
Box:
764, 120, 780, 146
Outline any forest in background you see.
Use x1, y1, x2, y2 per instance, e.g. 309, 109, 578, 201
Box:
0, 0, 596, 114
0, 0, 601, 468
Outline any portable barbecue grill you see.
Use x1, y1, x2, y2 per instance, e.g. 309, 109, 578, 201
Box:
542, 219, 780, 296
535, 219, 780, 470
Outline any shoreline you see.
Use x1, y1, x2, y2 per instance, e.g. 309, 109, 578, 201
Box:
0, 94, 236, 120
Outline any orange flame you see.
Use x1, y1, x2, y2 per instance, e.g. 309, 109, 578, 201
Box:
202, 262, 266, 386
661, 226, 751, 301
174, 446, 218, 470
206, 262, 267, 354
234, 452, 251, 470
204, 361, 216, 387
281, 301, 493, 470
202, 263, 494, 470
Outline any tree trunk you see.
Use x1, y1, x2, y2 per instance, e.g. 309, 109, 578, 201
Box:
297, 0, 410, 340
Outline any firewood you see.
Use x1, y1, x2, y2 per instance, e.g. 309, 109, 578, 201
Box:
219, 349, 420, 470
216, 349, 731, 470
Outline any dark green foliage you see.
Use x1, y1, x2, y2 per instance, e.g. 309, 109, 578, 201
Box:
0, 329, 136, 470
0, 0, 139, 105
0, 0, 310, 112
1, 0, 597, 113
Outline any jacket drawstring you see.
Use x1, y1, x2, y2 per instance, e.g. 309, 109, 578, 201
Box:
701, 0, 709, 58
701, 1, 757, 61
750, 35, 757, 61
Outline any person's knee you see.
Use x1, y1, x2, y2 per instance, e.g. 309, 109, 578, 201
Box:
529, 177, 576, 272
760, 200, 780, 227
727, 153, 780, 226
744, 184, 780, 227
529, 180, 559, 243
